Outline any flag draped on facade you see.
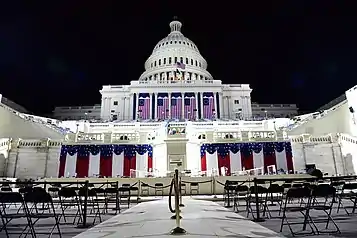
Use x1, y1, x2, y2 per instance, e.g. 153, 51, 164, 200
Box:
200, 142, 294, 176
203, 92, 215, 119
171, 93, 182, 119
184, 93, 196, 120
138, 93, 150, 120
157, 93, 169, 120
58, 144, 153, 178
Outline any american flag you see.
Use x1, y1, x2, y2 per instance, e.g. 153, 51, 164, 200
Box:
157, 97, 169, 120
171, 96, 182, 119
184, 97, 195, 120
175, 62, 186, 70
203, 96, 215, 119
138, 97, 150, 120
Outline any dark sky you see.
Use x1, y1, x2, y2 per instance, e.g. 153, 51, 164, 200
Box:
1, 1, 357, 115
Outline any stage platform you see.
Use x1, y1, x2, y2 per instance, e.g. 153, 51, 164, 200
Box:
74, 197, 284, 238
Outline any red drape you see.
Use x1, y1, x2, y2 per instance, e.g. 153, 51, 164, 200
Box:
201, 153, 207, 172
76, 155, 90, 178
124, 155, 136, 177
58, 154, 66, 178
264, 153, 277, 174
241, 152, 254, 170
218, 154, 231, 175
99, 154, 113, 177
147, 155, 153, 172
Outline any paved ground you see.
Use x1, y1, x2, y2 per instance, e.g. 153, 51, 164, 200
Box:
3, 195, 357, 238
214, 199, 357, 238
74, 197, 283, 238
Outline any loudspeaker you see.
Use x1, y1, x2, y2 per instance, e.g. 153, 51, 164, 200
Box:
349, 106, 354, 113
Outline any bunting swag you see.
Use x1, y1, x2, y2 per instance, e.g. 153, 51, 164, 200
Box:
58, 144, 153, 178
200, 142, 294, 175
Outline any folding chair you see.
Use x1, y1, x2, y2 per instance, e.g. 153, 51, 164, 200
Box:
224, 181, 238, 207
0, 192, 35, 238
58, 187, 82, 224
280, 187, 315, 236
337, 182, 357, 215
78, 188, 102, 224
233, 185, 249, 213
154, 183, 164, 196
118, 187, 131, 208
246, 185, 268, 219
104, 187, 120, 214
140, 183, 149, 196
91, 188, 106, 214
189, 182, 199, 195
309, 184, 341, 234
263, 184, 284, 218
24, 190, 62, 238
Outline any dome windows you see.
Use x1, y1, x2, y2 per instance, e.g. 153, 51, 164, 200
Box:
164, 58, 166, 64
158, 59, 161, 66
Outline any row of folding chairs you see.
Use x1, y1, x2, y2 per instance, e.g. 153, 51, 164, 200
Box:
224, 181, 357, 236
0, 190, 61, 238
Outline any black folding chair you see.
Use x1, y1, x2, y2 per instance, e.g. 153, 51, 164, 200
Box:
104, 187, 120, 214
246, 185, 268, 219
0, 192, 35, 238
233, 185, 249, 213
263, 184, 284, 218
309, 184, 341, 234
280, 187, 315, 236
24, 190, 62, 237
78, 188, 102, 224
58, 187, 82, 224
118, 187, 131, 208
337, 182, 357, 215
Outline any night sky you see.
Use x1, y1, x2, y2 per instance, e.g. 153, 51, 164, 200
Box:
1, 1, 356, 115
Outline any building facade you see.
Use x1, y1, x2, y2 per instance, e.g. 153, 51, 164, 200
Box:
100, 20, 253, 121
251, 103, 298, 119
53, 105, 101, 120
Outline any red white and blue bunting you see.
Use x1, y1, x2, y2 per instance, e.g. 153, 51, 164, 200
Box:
200, 142, 293, 175
59, 144, 153, 178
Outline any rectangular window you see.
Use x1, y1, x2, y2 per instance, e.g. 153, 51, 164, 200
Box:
174, 57, 177, 63
169, 57, 172, 64
113, 101, 118, 106
234, 100, 239, 104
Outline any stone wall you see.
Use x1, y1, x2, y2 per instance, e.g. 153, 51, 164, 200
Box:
1, 139, 62, 179
291, 134, 351, 176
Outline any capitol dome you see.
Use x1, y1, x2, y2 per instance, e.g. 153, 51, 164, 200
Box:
139, 20, 213, 82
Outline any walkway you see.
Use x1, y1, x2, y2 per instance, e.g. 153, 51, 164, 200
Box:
74, 197, 284, 238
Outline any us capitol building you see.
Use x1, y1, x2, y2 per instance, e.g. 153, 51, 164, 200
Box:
53, 20, 298, 121
2, 19, 356, 180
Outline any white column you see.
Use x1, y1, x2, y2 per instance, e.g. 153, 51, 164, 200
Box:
128, 94, 133, 120
154, 92, 158, 119
100, 97, 105, 119
195, 92, 199, 120
215, 92, 219, 119
136, 93, 139, 119
181, 93, 185, 119
150, 93, 153, 119
200, 93, 204, 119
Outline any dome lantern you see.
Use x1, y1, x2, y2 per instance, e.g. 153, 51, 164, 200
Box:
169, 20, 182, 33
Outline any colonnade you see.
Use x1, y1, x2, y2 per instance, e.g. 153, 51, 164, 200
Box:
132, 92, 222, 120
